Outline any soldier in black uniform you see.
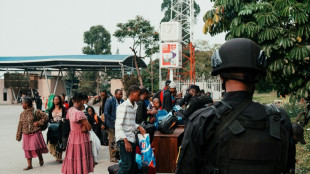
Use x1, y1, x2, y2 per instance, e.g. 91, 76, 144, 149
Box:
176, 38, 296, 174
178, 85, 213, 125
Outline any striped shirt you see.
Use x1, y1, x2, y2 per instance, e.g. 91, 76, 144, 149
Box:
115, 99, 140, 143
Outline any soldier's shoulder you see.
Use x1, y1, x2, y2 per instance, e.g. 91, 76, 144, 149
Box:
188, 101, 228, 121
188, 104, 214, 121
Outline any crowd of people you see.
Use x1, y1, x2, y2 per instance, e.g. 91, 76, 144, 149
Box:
15, 38, 307, 174
15, 79, 215, 174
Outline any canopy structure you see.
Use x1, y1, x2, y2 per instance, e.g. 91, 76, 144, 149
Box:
0, 55, 146, 96
0, 55, 146, 71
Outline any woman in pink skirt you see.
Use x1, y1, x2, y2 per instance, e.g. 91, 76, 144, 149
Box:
61, 93, 94, 174
16, 97, 49, 170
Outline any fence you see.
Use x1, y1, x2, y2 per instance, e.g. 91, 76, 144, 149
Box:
160, 77, 223, 100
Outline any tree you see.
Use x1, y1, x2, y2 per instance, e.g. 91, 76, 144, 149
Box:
121, 74, 140, 93
82, 25, 111, 55
144, 33, 160, 93
78, 71, 97, 95
81, 25, 112, 95
114, 15, 159, 87
194, 40, 220, 80
203, 0, 310, 101
141, 58, 160, 93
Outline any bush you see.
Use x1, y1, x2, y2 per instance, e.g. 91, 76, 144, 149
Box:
295, 124, 310, 174
282, 102, 307, 118
284, 101, 310, 173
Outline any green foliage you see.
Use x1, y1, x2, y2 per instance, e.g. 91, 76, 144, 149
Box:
80, 25, 112, 95
203, 0, 310, 101
114, 15, 159, 86
141, 59, 160, 93
64, 69, 79, 93
286, 102, 310, 173
194, 40, 220, 79
82, 25, 111, 55
283, 101, 307, 118
295, 128, 310, 174
252, 92, 280, 104
121, 74, 140, 93
78, 71, 97, 95
255, 77, 275, 94
113, 16, 159, 56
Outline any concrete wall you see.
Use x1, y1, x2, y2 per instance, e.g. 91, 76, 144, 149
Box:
0, 77, 66, 105
110, 79, 125, 98
50, 77, 66, 96
0, 80, 14, 104
39, 77, 66, 106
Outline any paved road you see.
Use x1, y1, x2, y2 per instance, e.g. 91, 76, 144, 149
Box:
0, 104, 114, 174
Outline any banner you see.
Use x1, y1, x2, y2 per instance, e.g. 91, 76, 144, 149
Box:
160, 42, 182, 68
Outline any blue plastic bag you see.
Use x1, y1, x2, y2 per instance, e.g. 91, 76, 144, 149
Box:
138, 134, 156, 167
136, 154, 142, 170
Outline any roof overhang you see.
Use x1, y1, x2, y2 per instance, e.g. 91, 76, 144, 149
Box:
0, 55, 147, 71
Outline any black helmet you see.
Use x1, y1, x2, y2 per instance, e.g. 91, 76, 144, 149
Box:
211, 38, 267, 78
189, 85, 200, 93
165, 80, 171, 85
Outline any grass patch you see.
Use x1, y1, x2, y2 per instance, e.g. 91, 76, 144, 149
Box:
287, 102, 309, 173
253, 91, 284, 104
295, 122, 310, 174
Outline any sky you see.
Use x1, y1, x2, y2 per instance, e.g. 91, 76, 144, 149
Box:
0, 0, 226, 57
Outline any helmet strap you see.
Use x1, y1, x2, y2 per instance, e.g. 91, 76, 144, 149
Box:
222, 79, 226, 91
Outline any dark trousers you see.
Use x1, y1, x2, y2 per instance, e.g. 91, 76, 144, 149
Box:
117, 140, 136, 174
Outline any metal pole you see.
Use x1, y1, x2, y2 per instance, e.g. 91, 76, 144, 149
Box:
53, 69, 61, 94
121, 63, 125, 78
43, 67, 51, 94
169, 68, 174, 81
170, 0, 173, 21
159, 67, 162, 89
60, 69, 67, 96
190, 0, 194, 43
12, 87, 17, 101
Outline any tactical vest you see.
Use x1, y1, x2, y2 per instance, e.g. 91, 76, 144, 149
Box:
205, 101, 289, 174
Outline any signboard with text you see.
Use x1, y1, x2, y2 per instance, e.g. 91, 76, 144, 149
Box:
160, 42, 182, 68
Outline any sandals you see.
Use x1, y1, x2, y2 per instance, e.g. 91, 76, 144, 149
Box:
23, 166, 33, 170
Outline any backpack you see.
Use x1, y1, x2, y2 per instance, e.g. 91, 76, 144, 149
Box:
158, 114, 178, 134
33, 110, 48, 131
47, 122, 61, 144
206, 101, 290, 174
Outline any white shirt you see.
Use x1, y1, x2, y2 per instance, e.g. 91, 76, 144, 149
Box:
115, 99, 139, 143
